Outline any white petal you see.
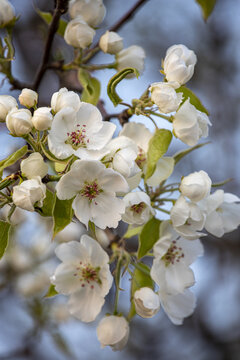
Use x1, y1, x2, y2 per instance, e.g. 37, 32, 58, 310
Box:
146, 157, 174, 186
73, 195, 91, 227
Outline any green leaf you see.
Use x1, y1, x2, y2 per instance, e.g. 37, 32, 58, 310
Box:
78, 69, 101, 106
195, 0, 216, 21
107, 67, 139, 106
53, 195, 73, 239
124, 225, 143, 239
177, 86, 209, 115
37, 10, 67, 36
0, 145, 28, 177
145, 129, 172, 180
36, 189, 55, 217
0, 220, 11, 259
173, 141, 211, 164
138, 217, 161, 259
44, 284, 58, 298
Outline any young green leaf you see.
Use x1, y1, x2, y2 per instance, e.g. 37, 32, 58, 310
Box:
37, 10, 67, 36
145, 129, 172, 180
0, 145, 28, 177
0, 220, 11, 259
53, 195, 73, 239
36, 188, 55, 217
124, 225, 143, 239
195, 0, 216, 21
176, 86, 209, 115
138, 217, 161, 259
78, 69, 101, 106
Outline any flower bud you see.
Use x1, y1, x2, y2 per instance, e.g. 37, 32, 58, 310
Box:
163, 44, 197, 85
21, 153, 48, 179
6, 108, 33, 136
150, 82, 182, 113
0, 95, 18, 122
19, 88, 38, 108
32, 107, 53, 130
69, 0, 106, 27
122, 191, 155, 225
134, 287, 160, 318
0, 0, 15, 28
97, 316, 129, 351
116, 45, 145, 78
64, 16, 95, 49
95, 227, 110, 248
99, 31, 123, 55
180, 170, 212, 202
12, 176, 46, 212
51, 87, 81, 113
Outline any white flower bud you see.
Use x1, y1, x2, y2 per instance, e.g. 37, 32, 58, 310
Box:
122, 191, 155, 225
64, 16, 95, 49
99, 31, 123, 54
150, 82, 182, 113
6, 108, 33, 136
21, 153, 48, 179
69, 0, 106, 27
12, 176, 46, 212
95, 227, 110, 248
51, 87, 81, 113
97, 316, 129, 351
116, 45, 145, 78
180, 170, 212, 202
163, 44, 197, 85
19, 88, 38, 108
32, 107, 53, 130
0, 95, 18, 122
0, 0, 15, 28
134, 287, 160, 318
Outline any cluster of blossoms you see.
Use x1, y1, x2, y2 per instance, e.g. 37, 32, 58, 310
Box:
0, 0, 239, 353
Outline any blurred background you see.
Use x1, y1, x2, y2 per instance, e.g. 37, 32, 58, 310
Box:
0, 0, 240, 359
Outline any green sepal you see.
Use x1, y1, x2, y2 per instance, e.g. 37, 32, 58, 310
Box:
44, 284, 58, 298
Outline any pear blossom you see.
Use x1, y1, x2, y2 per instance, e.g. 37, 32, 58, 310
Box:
48, 103, 116, 160
116, 46, 145, 78
199, 190, 240, 237
51, 235, 113, 322
51, 87, 81, 114
180, 170, 212, 202
122, 191, 155, 225
146, 157, 174, 187
170, 196, 205, 239
19, 88, 38, 108
97, 315, 129, 351
20, 153, 48, 179
134, 287, 160, 318
6, 108, 33, 136
69, 0, 106, 27
12, 176, 46, 212
99, 31, 123, 54
32, 107, 53, 130
150, 82, 182, 113
56, 160, 129, 229
0, 95, 18, 122
151, 221, 203, 295
0, 0, 15, 28
64, 16, 95, 49
173, 99, 211, 146
163, 44, 197, 85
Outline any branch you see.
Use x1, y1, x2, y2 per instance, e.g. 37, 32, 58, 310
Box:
32, 0, 69, 91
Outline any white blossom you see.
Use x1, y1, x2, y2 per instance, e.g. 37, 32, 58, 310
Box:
51, 87, 81, 114
0, 0, 15, 28
32, 107, 53, 130
116, 46, 145, 78
69, 0, 106, 27
6, 108, 33, 136
0, 95, 18, 122
173, 99, 211, 146
146, 157, 174, 187
122, 191, 155, 225
12, 176, 46, 212
134, 287, 160, 318
56, 160, 129, 229
48, 103, 116, 160
97, 315, 129, 351
180, 170, 212, 202
170, 196, 205, 239
150, 82, 182, 113
99, 31, 123, 54
19, 88, 38, 108
163, 44, 197, 85
20, 153, 48, 179
64, 16, 95, 49
51, 235, 113, 322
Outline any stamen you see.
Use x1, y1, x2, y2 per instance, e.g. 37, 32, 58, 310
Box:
162, 241, 185, 267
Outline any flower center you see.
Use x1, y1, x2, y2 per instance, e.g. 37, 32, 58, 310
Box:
161, 240, 184, 267
80, 180, 103, 203
73, 262, 102, 289
136, 147, 147, 169
65, 124, 89, 149
130, 202, 146, 214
